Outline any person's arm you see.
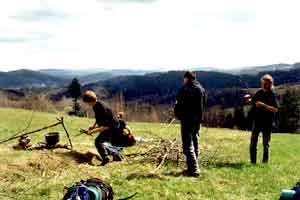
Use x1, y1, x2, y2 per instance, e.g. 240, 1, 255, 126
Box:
89, 122, 97, 130
81, 126, 109, 135
124, 125, 132, 135
80, 122, 104, 135
255, 101, 278, 113
87, 126, 109, 135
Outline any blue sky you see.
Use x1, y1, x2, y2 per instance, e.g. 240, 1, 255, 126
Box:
1, 0, 300, 71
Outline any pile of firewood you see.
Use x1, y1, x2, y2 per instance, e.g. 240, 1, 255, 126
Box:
128, 138, 220, 172
144, 139, 183, 169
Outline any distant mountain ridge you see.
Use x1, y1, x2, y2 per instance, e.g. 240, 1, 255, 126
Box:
0, 69, 68, 89
39, 69, 106, 78
228, 63, 294, 75
0, 62, 300, 89
32, 62, 300, 78
39, 68, 154, 83
79, 69, 154, 84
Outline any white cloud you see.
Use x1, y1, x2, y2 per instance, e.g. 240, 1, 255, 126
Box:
0, 0, 300, 71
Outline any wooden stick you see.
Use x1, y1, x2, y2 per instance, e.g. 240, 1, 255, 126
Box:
88, 127, 109, 135
77, 127, 109, 137
0, 117, 73, 150
0, 121, 62, 145
59, 117, 73, 150
151, 139, 177, 173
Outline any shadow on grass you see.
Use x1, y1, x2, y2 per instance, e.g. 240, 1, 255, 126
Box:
162, 171, 185, 177
161, 162, 250, 178
56, 150, 101, 166
126, 173, 169, 181
127, 170, 206, 179
162, 161, 251, 178
206, 161, 250, 169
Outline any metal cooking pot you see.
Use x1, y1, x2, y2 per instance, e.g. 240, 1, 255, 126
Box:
45, 132, 60, 146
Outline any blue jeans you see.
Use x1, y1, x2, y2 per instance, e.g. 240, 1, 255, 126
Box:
95, 128, 132, 160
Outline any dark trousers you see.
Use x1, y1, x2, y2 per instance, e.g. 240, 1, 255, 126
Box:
250, 123, 272, 164
181, 121, 201, 173
95, 128, 131, 160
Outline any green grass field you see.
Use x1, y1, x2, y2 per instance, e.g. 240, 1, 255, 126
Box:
0, 108, 299, 200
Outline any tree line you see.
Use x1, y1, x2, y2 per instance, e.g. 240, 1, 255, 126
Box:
206, 89, 300, 133
68, 67, 300, 133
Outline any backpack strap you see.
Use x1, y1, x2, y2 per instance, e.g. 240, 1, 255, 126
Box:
117, 192, 137, 200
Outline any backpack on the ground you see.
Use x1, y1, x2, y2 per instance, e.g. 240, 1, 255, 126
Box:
280, 182, 300, 200
63, 178, 114, 200
292, 182, 300, 200
63, 178, 136, 200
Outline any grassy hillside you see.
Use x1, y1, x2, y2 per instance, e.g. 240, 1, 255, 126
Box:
0, 108, 299, 200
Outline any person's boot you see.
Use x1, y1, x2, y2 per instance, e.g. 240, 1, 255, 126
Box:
188, 169, 200, 177
112, 152, 123, 162
190, 171, 200, 177
185, 154, 200, 177
101, 157, 110, 166
262, 146, 269, 163
97, 143, 110, 166
250, 155, 257, 164
182, 169, 200, 177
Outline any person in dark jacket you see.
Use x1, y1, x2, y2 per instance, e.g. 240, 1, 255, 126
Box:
82, 91, 134, 166
174, 71, 206, 177
249, 74, 279, 164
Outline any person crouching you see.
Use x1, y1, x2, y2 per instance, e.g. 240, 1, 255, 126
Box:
82, 91, 135, 166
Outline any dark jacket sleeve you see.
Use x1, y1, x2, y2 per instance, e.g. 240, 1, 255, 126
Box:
270, 91, 279, 108
174, 87, 185, 120
193, 86, 206, 122
251, 90, 260, 106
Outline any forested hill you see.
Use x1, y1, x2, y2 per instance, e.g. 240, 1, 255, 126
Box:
1, 66, 299, 108
241, 66, 300, 88
84, 71, 239, 101
83, 68, 300, 107
0, 69, 68, 89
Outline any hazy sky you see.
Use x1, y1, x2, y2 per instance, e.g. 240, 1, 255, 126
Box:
1, 0, 300, 71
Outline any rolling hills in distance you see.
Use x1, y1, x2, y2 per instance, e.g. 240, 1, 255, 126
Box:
0, 63, 299, 109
